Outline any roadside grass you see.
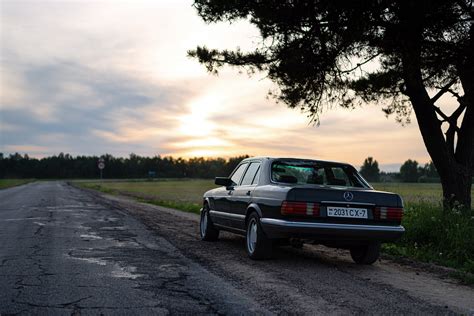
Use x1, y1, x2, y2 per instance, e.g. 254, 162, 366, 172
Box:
0, 179, 35, 189
76, 179, 474, 283
382, 202, 474, 284
374, 183, 474, 283
76, 179, 215, 214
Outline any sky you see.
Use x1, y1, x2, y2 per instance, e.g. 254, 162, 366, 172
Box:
0, 0, 452, 171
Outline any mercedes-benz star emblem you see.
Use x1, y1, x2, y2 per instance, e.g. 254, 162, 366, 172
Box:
343, 191, 354, 201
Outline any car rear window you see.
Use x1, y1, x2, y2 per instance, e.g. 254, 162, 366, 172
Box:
271, 160, 368, 188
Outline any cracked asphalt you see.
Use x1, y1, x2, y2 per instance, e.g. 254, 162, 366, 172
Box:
1, 181, 473, 315
0, 182, 264, 315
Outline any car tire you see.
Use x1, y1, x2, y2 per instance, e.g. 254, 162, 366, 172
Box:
246, 212, 273, 259
350, 242, 381, 264
200, 205, 219, 241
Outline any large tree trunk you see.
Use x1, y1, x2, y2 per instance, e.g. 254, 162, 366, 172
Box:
451, 16, 474, 211
406, 85, 472, 212
403, 83, 472, 211
440, 164, 472, 211
399, 1, 473, 212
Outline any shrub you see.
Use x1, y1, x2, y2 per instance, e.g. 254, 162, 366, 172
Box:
385, 202, 474, 278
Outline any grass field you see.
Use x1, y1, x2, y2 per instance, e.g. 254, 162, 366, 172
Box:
76, 179, 474, 283
0, 179, 35, 190
374, 182, 474, 207
77, 179, 216, 213
77, 179, 473, 207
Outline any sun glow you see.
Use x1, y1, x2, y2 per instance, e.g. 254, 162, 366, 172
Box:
178, 95, 221, 137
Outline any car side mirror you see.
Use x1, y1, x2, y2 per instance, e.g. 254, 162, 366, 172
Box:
215, 177, 233, 187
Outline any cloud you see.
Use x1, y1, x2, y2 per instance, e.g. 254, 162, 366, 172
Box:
0, 0, 433, 170
1, 60, 196, 156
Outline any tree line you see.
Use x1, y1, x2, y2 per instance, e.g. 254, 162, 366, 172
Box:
1, 152, 442, 183
0, 153, 248, 179
359, 157, 440, 183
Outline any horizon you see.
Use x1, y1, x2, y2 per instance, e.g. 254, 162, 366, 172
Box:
0, 151, 418, 173
1, 0, 455, 173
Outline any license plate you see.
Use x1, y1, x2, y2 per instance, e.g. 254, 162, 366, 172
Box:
327, 206, 368, 219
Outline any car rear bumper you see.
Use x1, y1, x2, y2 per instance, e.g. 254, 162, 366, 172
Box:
260, 218, 404, 241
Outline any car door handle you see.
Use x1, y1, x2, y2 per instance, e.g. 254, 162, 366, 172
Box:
246, 191, 251, 196
228, 191, 233, 195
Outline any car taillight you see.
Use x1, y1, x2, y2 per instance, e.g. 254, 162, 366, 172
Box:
281, 201, 320, 216
374, 207, 403, 221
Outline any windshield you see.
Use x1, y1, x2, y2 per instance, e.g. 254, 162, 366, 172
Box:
271, 160, 369, 188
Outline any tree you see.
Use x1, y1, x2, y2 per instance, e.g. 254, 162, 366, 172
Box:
420, 161, 439, 178
360, 157, 380, 182
400, 159, 420, 182
189, 0, 473, 211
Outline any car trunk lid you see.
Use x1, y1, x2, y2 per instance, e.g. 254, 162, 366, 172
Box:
286, 186, 401, 207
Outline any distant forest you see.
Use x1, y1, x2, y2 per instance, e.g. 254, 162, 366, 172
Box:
0, 152, 441, 183
0, 153, 248, 179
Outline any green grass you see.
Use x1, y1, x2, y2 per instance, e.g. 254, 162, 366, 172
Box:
0, 179, 35, 189
76, 179, 217, 214
382, 202, 474, 283
76, 179, 474, 283
373, 182, 474, 207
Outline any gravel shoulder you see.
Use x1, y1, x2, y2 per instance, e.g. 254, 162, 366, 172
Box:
81, 185, 474, 315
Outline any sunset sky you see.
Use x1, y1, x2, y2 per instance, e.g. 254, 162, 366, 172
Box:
0, 0, 453, 171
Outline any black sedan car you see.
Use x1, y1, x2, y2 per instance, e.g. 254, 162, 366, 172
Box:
200, 157, 405, 264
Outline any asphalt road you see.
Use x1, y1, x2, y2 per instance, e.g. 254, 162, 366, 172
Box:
1, 182, 473, 315
0, 182, 264, 315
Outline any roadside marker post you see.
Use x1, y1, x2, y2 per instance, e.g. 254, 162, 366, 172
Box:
98, 158, 105, 180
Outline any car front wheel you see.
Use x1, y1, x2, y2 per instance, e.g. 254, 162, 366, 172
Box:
350, 242, 381, 264
200, 205, 219, 241
246, 213, 273, 259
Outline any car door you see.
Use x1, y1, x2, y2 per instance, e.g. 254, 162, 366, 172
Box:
228, 162, 261, 230
210, 186, 229, 213
214, 162, 249, 227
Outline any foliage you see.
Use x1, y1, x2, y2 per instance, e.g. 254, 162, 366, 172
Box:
189, 0, 474, 210
0, 179, 35, 189
383, 202, 474, 283
417, 161, 440, 183
400, 159, 420, 182
359, 157, 380, 182
0, 152, 248, 179
398, 159, 441, 183
189, 0, 471, 122
419, 161, 439, 178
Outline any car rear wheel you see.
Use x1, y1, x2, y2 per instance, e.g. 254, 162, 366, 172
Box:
246, 213, 273, 259
350, 242, 381, 264
200, 205, 219, 241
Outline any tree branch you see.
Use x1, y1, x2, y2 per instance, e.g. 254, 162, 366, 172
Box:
450, 102, 468, 121
339, 53, 380, 74
456, 0, 474, 18
445, 124, 457, 155
430, 77, 458, 104
446, 88, 467, 107
434, 106, 450, 123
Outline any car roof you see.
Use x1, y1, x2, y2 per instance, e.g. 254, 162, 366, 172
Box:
241, 156, 352, 166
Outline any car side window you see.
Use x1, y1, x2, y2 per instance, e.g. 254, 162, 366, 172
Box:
241, 162, 261, 186
230, 163, 248, 186
251, 165, 261, 185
